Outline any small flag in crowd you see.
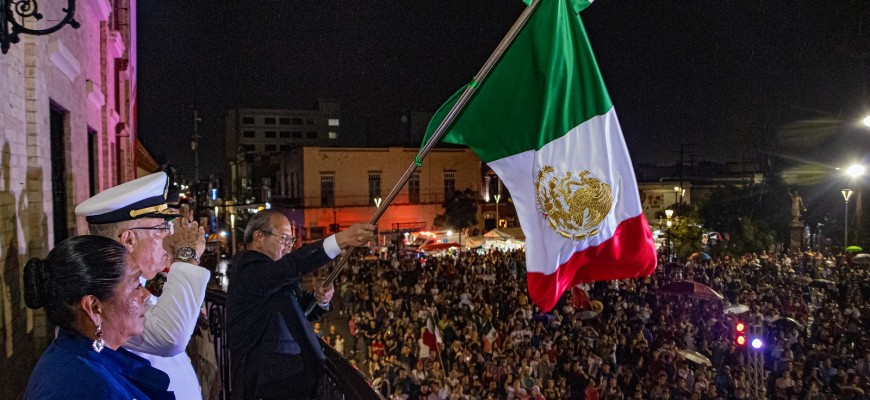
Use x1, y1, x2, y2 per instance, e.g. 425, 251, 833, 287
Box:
423, 0, 656, 312
483, 321, 498, 344
571, 285, 592, 311
422, 315, 442, 351
482, 321, 499, 354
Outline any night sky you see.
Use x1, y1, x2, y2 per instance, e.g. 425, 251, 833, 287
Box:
137, 1, 870, 181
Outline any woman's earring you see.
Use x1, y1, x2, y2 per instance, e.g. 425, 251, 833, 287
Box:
92, 324, 106, 353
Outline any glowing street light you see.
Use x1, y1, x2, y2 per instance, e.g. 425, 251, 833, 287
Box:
846, 164, 866, 178
863, 115, 870, 127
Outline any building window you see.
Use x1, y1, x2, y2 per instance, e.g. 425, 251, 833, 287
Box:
409, 172, 420, 204
279, 144, 291, 152
321, 174, 335, 207
290, 172, 299, 198
368, 172, 381, 204
483, 212, 496, 231
87, 128, 98, 196
264, 117, 277, 125
264, 131, 277, 138
306, 118, 315, 125
444, 171, 456, 202
328, 118, 340, 126
243, 130, 256, 138
292, 131, 303, 139
242, 144, 256, 152
242, 117, 255, 124
306, 131, 317, 139
328, 131, 338, 139
265, 144, 277, 151
280, 131, 291, 138
292, 117, 303, 125
279, 117, 292, 125
50, 106, 69, 243
487, 175, 501, 202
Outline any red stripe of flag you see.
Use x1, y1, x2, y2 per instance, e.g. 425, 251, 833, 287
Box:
526, 214, 658, 311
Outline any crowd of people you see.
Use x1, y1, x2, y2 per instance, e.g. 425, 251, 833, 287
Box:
17, 171, 870, 400
323, 247, 870, 400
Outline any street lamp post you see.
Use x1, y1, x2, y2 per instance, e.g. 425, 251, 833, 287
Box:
665, 209, 674, 261
213, 205, 222, 256
193, 109, 201, 186
842, 164, 866, 248
494, 194, 502, 228
373, 197, 382, 249
459, 229, 463, 250
230, 214, 237, 256
843, 189, 853, 247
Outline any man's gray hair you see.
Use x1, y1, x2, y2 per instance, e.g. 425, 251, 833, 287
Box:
244, 210, 283, 243
87, 220, 137, 240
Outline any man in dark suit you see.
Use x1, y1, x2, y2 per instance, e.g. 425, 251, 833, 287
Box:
227, 210, 374, 399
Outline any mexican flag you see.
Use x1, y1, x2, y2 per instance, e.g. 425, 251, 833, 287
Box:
422, 315, 443, 351
482, 321, 498, 354
483, 321, 498, 343
424, 0, 656, 312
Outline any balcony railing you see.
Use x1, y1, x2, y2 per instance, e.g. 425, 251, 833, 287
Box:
204, 288, 384, 400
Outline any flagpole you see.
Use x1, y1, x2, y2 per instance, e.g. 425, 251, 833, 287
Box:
306, 0, 541, 316
434, 318, 447, 376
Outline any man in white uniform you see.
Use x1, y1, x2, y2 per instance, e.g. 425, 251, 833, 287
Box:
75, 172, 210, 400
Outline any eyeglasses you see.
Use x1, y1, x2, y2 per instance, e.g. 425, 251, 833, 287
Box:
129, 221, 174, 235
264, 231, 296, 246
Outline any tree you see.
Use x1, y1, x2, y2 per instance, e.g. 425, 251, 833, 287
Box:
729, 217, 777, 255
433, 189, 478, 231
668, 219, 704, 260
695, 177, 789, 256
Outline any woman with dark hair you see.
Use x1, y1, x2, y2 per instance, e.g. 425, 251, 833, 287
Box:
23, 235, 173, 399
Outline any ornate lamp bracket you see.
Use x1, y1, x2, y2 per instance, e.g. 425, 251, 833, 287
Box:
1, 0, 79, 54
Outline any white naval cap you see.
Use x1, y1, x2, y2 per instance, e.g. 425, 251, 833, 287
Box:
75, 172, 176, 224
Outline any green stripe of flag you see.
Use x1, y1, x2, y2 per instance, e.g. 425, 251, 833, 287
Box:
424, 0, 612, 164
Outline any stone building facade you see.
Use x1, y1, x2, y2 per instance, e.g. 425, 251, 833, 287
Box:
0, 0, 140, 397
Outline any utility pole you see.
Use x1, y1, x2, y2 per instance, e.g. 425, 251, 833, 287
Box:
192, 108, 202, 188
676, 143, 698, 205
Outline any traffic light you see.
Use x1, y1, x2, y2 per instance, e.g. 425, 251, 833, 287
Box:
735, 321, 746, 346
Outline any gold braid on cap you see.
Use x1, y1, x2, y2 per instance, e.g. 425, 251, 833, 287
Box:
129, 204, 169, 218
